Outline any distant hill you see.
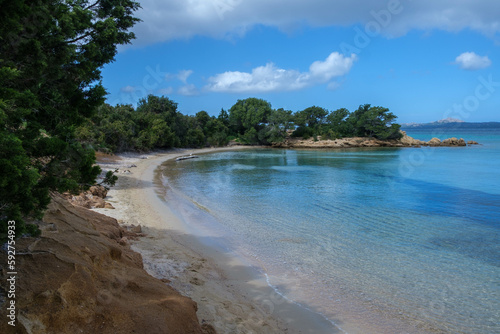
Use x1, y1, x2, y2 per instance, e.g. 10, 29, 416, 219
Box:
401, 118, 500, 129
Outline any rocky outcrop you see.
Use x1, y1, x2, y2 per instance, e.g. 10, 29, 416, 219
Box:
0, 194, 211, 334
399, 133, 426, 146
274, 131, 476, 149
442, 137, 466, 146
428, 137, 442, 146
63, 185, 115, 209
274, 136, 403, 149
422, 135, 467, 147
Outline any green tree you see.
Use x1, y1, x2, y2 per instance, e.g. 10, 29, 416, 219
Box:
259, 108, 294, 144
292, 106, 328, 138
205, 118, 229, 147
240, 127, 259, 145
228, 98, 272, 141
185, 127, 206, 147
88, 104, 136, 151
135, 95, 186, 147
137, 95, 178, 116
0, 0, 140, 237
324, 107, 351, 138
0, 127, 42, 236
195, 110, 211, 130
295, 106, 329, 129
347, 104, 402, 139
218, 108, 230, 128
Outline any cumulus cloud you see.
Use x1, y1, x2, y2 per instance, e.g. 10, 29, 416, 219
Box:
454, 52, 492, 70
131, 0, 500, 46
164, 70, 194, 83
120, 85, 136, 93
205, 52, 356, 93
178, 84, 199, 96
205, 64, 307, 93
309, 52, 357, 81
177, 70, 194, 83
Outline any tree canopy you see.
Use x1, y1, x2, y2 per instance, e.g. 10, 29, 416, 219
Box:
347, 104, 402, 140
228, 98, 272, 144
0, 0, 140, 237
76, 97, 403, 153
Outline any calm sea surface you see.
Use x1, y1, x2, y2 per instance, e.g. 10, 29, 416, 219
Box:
159, 128, 500, 333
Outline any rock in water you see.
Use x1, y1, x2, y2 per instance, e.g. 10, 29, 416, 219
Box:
442, 137, 466, 146
428, 137, 442, 146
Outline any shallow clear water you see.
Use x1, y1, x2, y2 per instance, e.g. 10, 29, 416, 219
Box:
160, 128, 500, 333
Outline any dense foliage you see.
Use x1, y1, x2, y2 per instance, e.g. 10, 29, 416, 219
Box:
76, 97, 402, 152
76, 95, 230, 152
0, 0, 140, 237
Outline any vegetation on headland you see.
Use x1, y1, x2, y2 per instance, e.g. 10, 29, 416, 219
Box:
75, 96, 402, 152
0, 0, 401, 238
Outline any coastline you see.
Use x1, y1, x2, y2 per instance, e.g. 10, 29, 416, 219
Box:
273, 132, 476, 149
92, 147, 339, 334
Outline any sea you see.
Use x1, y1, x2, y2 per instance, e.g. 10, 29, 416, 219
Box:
158, 127, 500, 334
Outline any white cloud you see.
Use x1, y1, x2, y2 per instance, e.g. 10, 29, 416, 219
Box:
455, 52, 492, 70
164, 73, 176, 81
131, 0, 500, 46
205, 64, 307, 93
178, 84, 199, 96
120, 85, 136, 93
205, 52, 356, 93
164, 70, 194, 83
309, 52, 357, 81
177, 70, 194, 83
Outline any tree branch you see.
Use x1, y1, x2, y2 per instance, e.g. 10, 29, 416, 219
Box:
65, 32, 93, 45
83, 1, 100, 11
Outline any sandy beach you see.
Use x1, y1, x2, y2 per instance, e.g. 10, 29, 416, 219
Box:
92, 147, 339, 334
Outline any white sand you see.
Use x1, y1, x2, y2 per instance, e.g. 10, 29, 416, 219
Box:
92, 148, 338, 334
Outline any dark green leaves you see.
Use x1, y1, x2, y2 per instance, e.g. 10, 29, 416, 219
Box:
0, 0, 140, 237
228, 98, 273, 142
347, 104, 402, 139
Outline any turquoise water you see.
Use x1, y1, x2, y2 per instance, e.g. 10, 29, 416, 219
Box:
160, 128, 500, 333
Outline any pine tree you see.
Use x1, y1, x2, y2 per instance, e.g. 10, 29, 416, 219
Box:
0, 0, 140, 238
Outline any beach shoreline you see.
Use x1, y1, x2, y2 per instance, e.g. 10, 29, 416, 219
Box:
92, 147, 339, 334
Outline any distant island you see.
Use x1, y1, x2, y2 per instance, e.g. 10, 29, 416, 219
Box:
401, 117, 500, 129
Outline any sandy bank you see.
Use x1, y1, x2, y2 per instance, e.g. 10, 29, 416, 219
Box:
92, 147, 339, 334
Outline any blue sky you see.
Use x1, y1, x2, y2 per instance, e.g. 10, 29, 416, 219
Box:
101, 0, 500, 123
